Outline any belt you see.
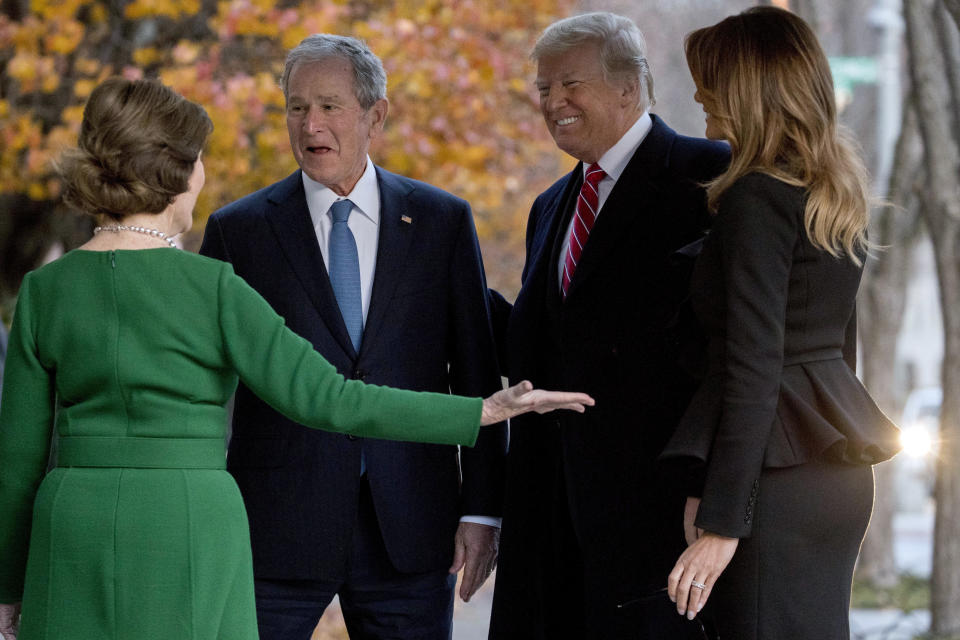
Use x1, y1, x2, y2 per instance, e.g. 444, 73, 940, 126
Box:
57, 436, 226, 469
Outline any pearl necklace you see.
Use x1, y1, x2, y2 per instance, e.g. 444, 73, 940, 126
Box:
94, 224, 178, 248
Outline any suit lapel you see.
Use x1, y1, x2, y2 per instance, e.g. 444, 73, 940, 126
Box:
361, 167, 417, 353
544, 168, 584, 316
563, 116, 675, 300
264, 171, 357, 358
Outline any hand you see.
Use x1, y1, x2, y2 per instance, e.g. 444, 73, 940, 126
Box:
448, 522, 500, 602
683, 496, 702, 546
481, 381, 594, 425
667, 532, 738, 620
0, 601, 21, 640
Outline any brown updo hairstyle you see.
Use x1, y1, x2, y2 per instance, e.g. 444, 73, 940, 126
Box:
57, 77, 213, 220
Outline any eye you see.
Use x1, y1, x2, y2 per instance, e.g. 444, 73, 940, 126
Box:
562, 80, 582, 89
537, 87, 549, 97
287, 104, 305, 114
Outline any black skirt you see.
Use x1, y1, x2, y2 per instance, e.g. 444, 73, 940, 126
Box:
712, 459, 875, 640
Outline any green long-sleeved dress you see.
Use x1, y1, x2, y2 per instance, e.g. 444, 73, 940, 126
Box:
0, 248, 482, 639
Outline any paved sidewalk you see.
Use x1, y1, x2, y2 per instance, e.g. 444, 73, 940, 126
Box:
452, 573, 495, 640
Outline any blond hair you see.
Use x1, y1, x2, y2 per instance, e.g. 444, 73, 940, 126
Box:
686, 6, 869, 263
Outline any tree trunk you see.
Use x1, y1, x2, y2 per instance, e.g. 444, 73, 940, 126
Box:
903, 0, 960, 634
857, 103, 923, 587
944, 0, 960, 28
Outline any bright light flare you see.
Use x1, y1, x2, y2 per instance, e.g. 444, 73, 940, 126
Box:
900, 425, 935, 458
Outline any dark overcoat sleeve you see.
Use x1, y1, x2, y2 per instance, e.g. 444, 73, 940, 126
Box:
694, 177, 797, 538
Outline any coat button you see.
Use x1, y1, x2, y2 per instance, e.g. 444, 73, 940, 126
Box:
352, 369, 367, 381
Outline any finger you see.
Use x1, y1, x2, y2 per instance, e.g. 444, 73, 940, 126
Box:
675, 580, 690, 616
685, 576, 707, 619
525, 391, 595, 411
535, 402, 587, 414
541, 391, 594, 406
460, 554, 483, 602
509, 381, 534, 399
697, 580, 715, 614
670, 559, 694, 614
448, 540, 466, 575
667, 563, 684, 602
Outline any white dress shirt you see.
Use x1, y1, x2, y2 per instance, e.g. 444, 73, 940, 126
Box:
304, 156, 380, 323
302, 158, 499, 529
557, 111, 653, 288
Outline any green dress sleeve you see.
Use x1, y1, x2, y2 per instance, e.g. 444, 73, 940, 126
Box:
215, 264, 482, 447
0, 273, 55, 602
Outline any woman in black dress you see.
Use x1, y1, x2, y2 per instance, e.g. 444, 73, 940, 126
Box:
661, 7, 901, 639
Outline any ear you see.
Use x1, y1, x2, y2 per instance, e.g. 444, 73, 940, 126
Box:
368, 98, 389, 137
619, 76, 640, 107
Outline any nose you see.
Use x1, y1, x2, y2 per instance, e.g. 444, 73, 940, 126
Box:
542, 85, 567, 113
303, 106, 326, 132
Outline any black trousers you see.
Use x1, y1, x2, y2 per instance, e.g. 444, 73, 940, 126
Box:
532, 459, 714, 640
254, 477, 456, 640
712, 459, 875, 640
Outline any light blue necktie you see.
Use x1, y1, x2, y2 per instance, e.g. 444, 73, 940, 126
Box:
328, 199, 363, 353
329, 199, 366, 474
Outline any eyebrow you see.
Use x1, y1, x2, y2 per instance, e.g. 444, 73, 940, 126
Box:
288, 93, 346, 103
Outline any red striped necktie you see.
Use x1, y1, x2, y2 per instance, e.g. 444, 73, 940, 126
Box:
561, 163, 606, 298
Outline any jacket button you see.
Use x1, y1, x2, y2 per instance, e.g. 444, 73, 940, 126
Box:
347, 435, 358, 441
352, 369, 367, 381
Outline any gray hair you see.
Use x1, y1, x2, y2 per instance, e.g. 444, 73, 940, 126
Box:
282, 34, 387, 109
532, 12, 655, 110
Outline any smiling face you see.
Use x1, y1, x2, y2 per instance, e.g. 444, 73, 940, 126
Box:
536, 41, 640, 164
286, 57, 388, 195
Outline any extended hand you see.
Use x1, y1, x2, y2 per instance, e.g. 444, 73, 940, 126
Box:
448, 522, 499, 602
667, 532, 738, 620
480, 381, 594, 425
0, 601, 21, 640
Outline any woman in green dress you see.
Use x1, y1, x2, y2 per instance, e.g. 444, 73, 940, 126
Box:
0, 78, 592, 640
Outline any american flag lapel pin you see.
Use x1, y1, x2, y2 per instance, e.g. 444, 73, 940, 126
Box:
401, 215, 413, 224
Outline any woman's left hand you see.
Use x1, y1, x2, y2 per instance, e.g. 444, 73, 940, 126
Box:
667, 532, 738, 620
480, 380, 594, 425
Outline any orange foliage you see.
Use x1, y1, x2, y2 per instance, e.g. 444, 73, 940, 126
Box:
1, 0, 575, 293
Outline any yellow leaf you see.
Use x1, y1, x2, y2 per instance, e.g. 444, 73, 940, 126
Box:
75, 57, 101, 75
74, 78, 98, 100
44, 18, 84, 55
27, 182, 46, 201
8, 52, 38, 84
133, 47, 161, 67
41, 73, 60, 93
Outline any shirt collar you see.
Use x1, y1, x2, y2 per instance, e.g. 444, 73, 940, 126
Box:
585, 110, 652, 181
303, 156, 381, 227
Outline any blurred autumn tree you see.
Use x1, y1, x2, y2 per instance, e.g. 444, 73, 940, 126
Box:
0, 0, 574, 319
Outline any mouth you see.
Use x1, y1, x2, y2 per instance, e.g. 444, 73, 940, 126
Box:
555, 116, 580, 126
306, 145, 334, 155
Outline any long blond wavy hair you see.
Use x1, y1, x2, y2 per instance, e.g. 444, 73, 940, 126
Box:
686, 6, 870, 263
